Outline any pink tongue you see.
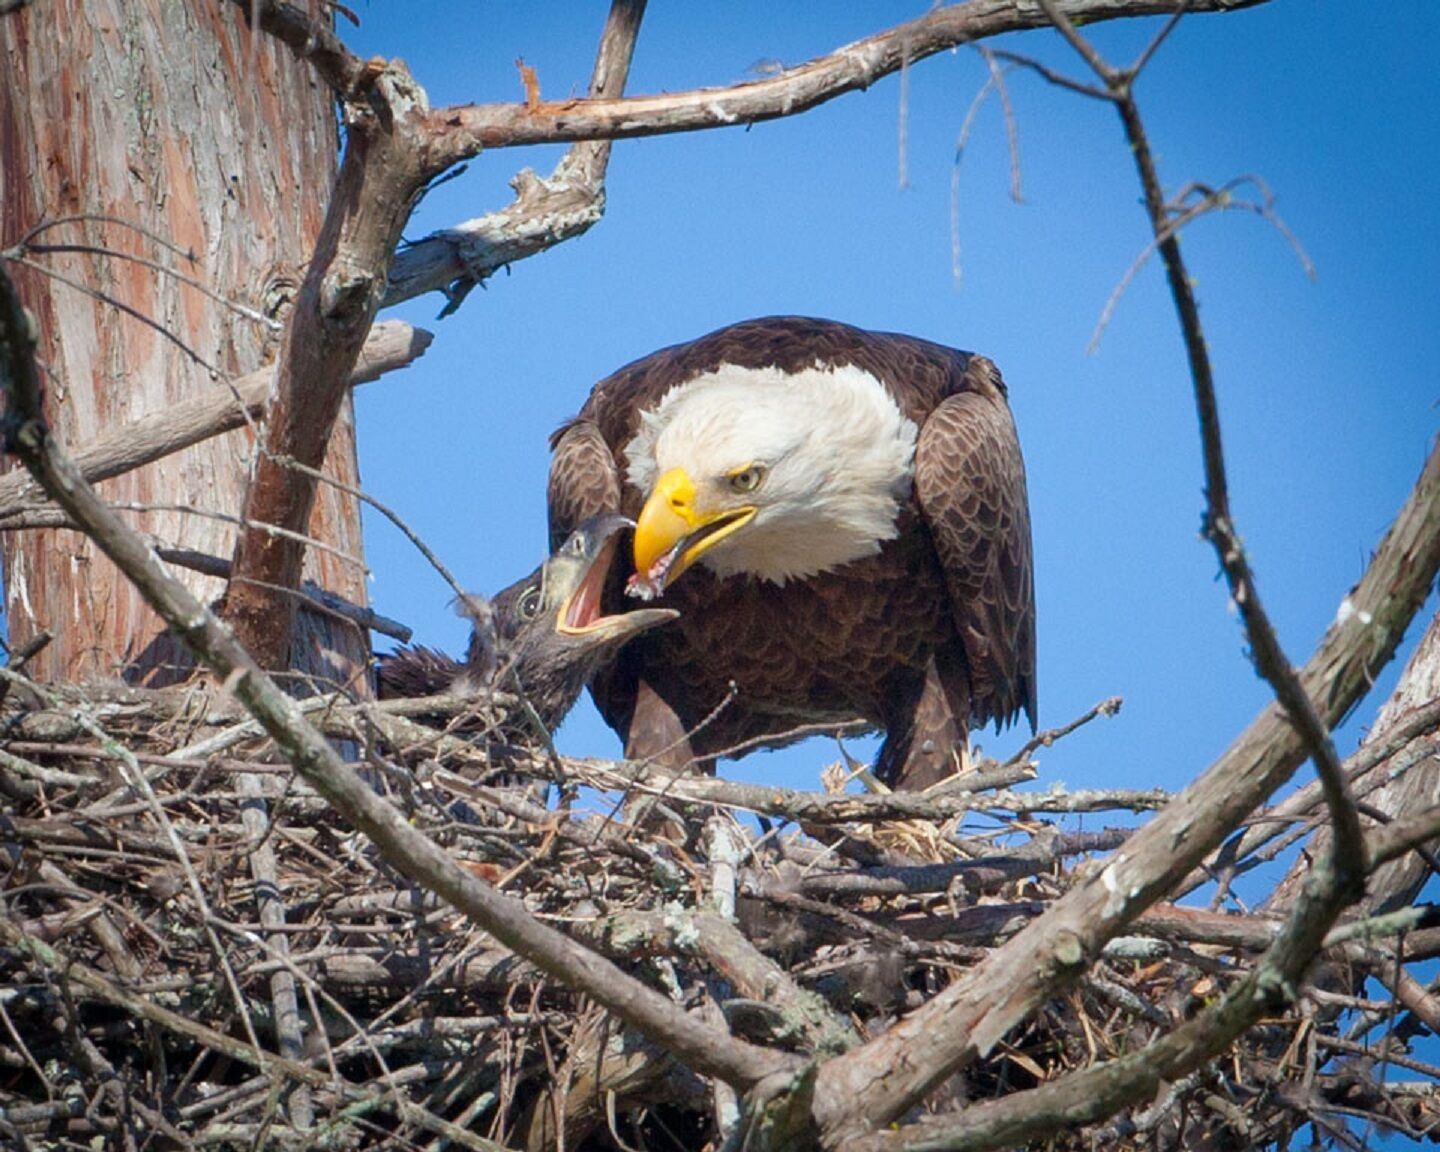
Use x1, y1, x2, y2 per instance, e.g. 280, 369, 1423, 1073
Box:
570, 576, 599, 627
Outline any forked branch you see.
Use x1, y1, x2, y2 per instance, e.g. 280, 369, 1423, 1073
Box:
222, 1, 649, 669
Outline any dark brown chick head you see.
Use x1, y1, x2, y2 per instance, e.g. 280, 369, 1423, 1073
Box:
496, 512, 677, 729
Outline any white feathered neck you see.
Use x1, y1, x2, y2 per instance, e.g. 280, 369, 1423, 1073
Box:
624, 362, 917, 583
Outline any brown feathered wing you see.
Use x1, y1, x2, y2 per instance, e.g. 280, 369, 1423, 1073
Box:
913, 357, 1037, 734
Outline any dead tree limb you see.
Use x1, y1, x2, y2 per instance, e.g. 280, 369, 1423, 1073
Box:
384, 0, 647, 312
151, 548, 412, 643
221, 55, 437, 671
423, 0, 1268, 158
0, 319, 429, 524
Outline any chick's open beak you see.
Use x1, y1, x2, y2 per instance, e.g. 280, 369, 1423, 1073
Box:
632, 467, 756, 591
557, 522, 677, 638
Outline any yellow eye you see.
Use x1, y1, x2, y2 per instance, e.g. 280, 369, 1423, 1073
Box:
729, 464, 766, 494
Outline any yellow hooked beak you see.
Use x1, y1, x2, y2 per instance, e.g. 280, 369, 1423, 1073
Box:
632, 467, 756, 591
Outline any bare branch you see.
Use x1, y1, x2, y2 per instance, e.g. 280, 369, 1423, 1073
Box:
983, 49, 1025, 203
988, 47, 1112, 100
1364, 799, 1440, 875
807, 314, 1440, 1145
383, 0, 647, 312
0, 320, 429, 524
13, 211, 202, 266
852, 831, 1440, 1151
5, 253, 223, 374
1129, 1, 1191, 77
261, 452, 471, 606
1004, 695, 1122, 765
231, 0, 371, 97
152, 545, 411, 642
1089, 175, 1315, 351
1036, 0, 1121, 82
223, 59, 435, 669
951, 56, 1025, 289
566, 754, 1038, 823
755, 828, 1128, 901
9, 212, 277, 330
423, 0, 1267, 165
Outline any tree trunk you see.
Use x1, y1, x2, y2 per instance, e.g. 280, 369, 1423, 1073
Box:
0, 0, 369, 692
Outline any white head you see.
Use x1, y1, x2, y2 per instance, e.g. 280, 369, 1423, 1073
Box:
624, 362, 917, 585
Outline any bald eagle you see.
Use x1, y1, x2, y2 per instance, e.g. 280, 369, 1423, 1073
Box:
548, 316, 1036, 789
377, 514, 676, 733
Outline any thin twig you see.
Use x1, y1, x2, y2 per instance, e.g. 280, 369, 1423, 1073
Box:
267, 453, 469, 605
1004, 696, 1122, 766
987, 48, 1112, 100
16, 234, 277, 330
981, 48, 1024, 203
1128, 1, 1190, 77
5, 253, 221, 374
1088, 175, 1315, 351
13, 212, 198, 264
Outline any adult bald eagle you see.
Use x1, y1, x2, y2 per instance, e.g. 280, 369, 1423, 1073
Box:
548, 316, 1036, 789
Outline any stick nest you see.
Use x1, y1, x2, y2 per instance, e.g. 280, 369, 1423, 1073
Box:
1, 676, 1435, 1151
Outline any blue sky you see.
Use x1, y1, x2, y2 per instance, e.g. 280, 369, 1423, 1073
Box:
345, 3, 1438, 806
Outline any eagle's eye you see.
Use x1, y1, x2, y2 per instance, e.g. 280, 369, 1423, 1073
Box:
565, 532, 587, 556
728, 464, 767, 494
517, 586, 542, 620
